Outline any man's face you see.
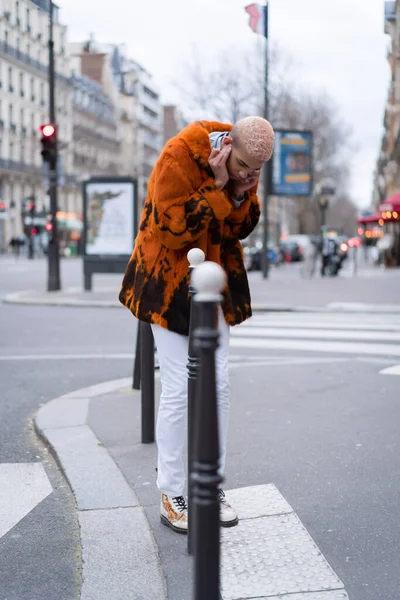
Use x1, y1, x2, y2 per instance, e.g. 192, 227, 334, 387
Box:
222, 136, 263, 183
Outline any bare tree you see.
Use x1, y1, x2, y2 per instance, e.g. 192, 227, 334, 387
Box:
175, 44, 357, 236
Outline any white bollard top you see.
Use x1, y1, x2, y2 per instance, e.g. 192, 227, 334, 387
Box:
192, 261, 227, 302
187, 248, 205, 268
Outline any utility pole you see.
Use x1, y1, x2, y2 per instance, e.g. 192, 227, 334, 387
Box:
261, 1, 270, 279
47, 1, 61, 291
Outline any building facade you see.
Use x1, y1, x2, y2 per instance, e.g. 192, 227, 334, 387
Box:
374, 1, 400, 206
0, 0, 73, 249
70, 41, 163, 206
112, 47, 162, 204
369, 1, 400, 265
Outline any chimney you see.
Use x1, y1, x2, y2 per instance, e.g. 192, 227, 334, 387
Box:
81, 52, 106, 84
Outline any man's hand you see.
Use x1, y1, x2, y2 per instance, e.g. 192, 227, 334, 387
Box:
231, 174, 260, 199
208, 146, 232, 190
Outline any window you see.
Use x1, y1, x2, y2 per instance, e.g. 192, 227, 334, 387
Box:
30, 77, 35, 101
9, 104, 13, 124
143, 106, 157, 118
5, 30, 9, 45
143, 86, 158, 101
19, 72, 24, 97
8, 67, 13, 93
26, 8, 31, 33
40, 82, 45, 105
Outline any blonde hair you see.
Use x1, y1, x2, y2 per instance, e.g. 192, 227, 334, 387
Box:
231, 116, 275, 162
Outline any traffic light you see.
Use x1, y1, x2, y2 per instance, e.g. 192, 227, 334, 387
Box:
39, 124, 57, 165
29, 200, 36, 217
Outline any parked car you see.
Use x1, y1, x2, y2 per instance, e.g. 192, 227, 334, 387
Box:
243, 241, 279, 271
279, 240, 303, 262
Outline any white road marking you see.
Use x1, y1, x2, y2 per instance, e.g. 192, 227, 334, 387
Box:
229, 336, 400, 356
0, 353, 135, 361
379, 365, 400, 376
0, 463, 53, 539
244, 318, 400, 332
233, 326, 400, 342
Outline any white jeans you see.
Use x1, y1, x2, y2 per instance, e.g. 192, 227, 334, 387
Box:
151, 311, 230, 497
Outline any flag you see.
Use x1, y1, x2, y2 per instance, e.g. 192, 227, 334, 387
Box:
245, 3, 268, 38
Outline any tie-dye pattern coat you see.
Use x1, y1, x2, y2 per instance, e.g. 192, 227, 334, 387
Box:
119, 120, 261, 335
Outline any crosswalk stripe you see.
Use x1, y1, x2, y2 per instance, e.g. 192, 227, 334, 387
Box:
233, 326, 400, 342
229, 336, 400, 356
244, 318, 400, 332
380, 365, 400, 375
0, 463, 53, 539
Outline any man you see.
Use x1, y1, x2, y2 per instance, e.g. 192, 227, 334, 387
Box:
120, 117, 274, 533
321, 229, 339, 276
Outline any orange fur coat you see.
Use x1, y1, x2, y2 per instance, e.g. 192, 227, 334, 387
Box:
119, 120, 261, 335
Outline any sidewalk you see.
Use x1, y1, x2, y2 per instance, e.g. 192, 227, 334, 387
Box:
5, 263, 400, 313
35, 375, 351, 600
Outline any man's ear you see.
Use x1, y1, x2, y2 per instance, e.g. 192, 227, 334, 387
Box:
222, 136, 232, 147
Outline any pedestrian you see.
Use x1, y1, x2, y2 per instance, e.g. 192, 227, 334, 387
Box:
120, 117, 274, 533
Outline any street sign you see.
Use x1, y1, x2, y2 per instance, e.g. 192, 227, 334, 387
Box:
272, 130, 313, 196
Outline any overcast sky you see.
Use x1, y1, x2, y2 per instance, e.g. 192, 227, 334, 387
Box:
60, 0, 389, 209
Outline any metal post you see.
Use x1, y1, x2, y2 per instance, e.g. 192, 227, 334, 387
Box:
141, 322, 155, 444
47, 1, 61, 291
28, 199, 35, 260
261, 2, 270, 279
132, 324, 141, 390
28, 232, 34, 260
186, 248, 205, 556
191, 262, 226, 600
353, 244, 358, 277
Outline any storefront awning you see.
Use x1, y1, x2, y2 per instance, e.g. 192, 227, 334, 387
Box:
356, 213, 380, 224
378, 191, 400, 222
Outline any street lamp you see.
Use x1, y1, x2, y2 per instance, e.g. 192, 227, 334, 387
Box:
317, 178, 336, 231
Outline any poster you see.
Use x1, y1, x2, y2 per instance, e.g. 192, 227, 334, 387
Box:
272, 130, 313, 196
84, 179, 136, 256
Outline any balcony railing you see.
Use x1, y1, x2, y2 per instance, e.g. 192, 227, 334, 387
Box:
0, 157, 77, 185
0, 41, 70, 85
0, 158, 42, 175
73, 124, 120, 148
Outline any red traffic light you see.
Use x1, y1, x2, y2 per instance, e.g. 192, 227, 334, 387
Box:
45, 222, 53, 232
40, 124, 56, 137
31, 227, 37, 236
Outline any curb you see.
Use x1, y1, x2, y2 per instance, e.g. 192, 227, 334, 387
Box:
4, 291, 120, 309
5, 290, 400, 314
34, 378, 167, 600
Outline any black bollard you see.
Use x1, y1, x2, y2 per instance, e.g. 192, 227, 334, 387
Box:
141, 322, 155, 444
190, 262, 227, 600
132, 323, 141, 390
186, 248, 205, 556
